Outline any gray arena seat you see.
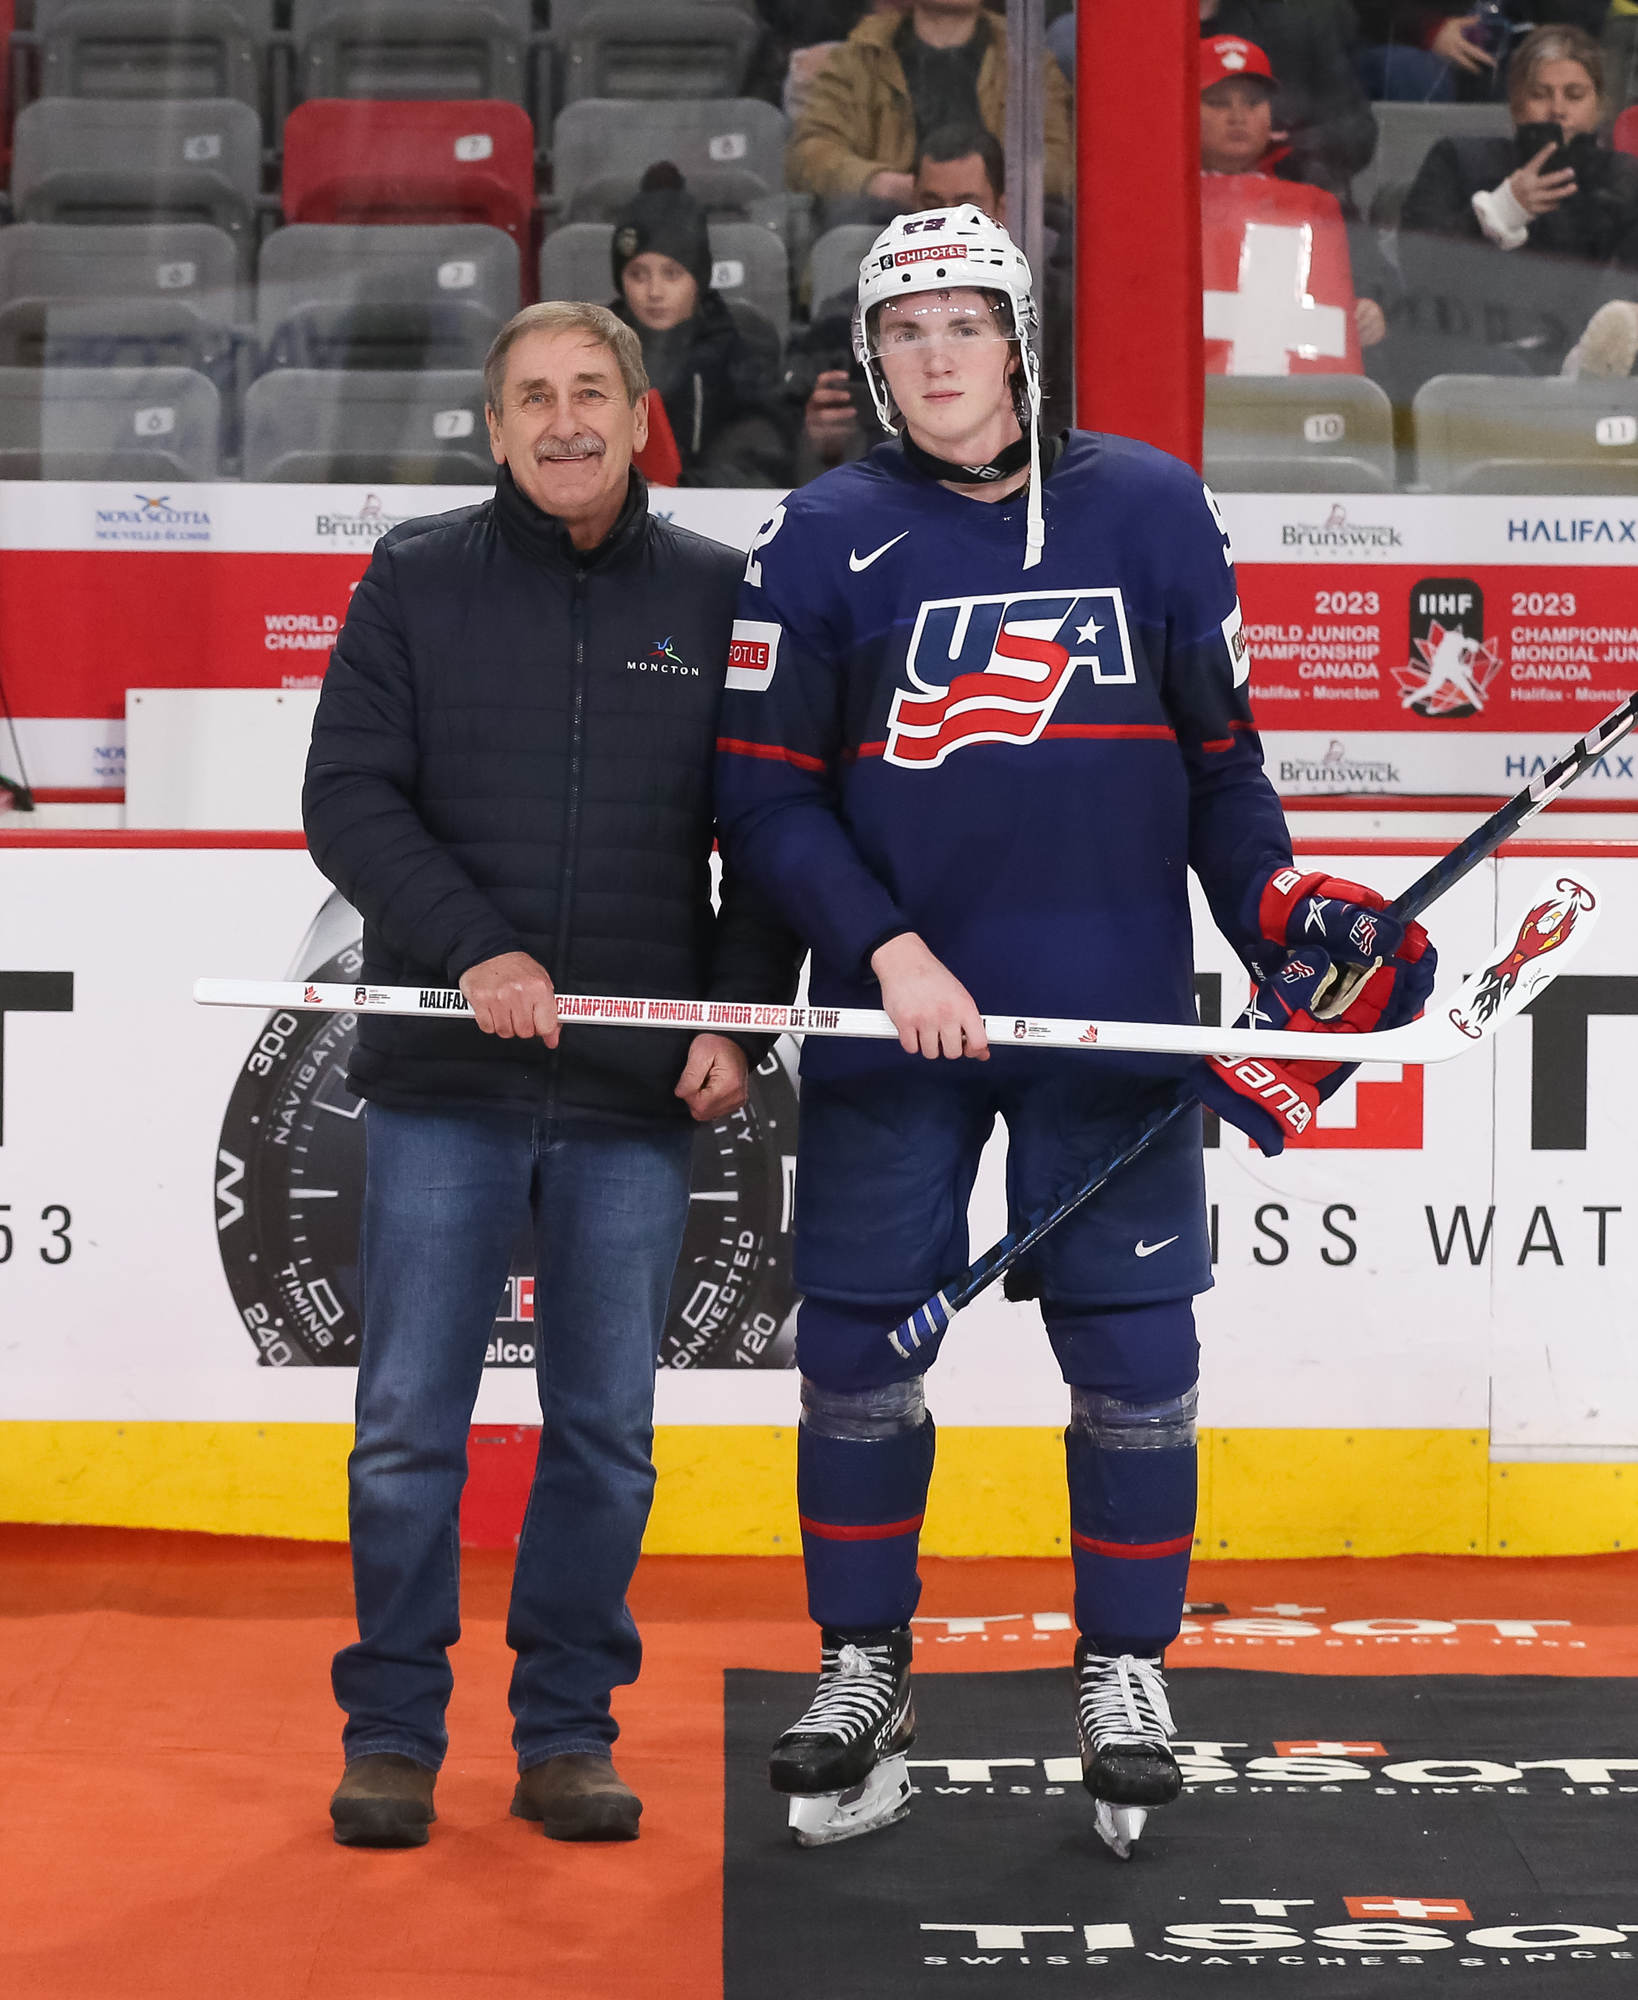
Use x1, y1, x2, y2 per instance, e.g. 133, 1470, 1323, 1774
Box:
551, 97, 786, 205
1203, 374, 1396, 492
561, 3, 758, 103
30, 0, 270, 109
11, 98, 260, 272
291, 0, 531, 105
806, 222, 876, 317
241, 366, 491, 480
1412, 375, 1638, 492
541, 217, 788, 344
1353, 101, 1513, 226
0, 220, 242, 371
0, 362, 220, 475
255, 222, 519, 371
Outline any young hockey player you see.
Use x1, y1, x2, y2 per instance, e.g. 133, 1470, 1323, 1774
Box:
713, 208, 1435, 1857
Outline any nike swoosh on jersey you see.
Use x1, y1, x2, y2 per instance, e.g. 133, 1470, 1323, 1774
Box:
848, 531, 909, 572
1134, 1236, 1180, 1258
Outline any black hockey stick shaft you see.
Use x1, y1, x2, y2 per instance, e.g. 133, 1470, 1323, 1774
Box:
888, 690, 1638, 1358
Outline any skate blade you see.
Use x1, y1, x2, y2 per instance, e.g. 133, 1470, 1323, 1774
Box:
1092, 1801, 1148, 1861
788, 1754, 912, 1848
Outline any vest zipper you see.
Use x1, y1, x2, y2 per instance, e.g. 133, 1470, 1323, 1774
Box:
549, 567, 590, 1116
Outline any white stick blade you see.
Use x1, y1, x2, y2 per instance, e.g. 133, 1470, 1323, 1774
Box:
1444, 873, 1601, 1044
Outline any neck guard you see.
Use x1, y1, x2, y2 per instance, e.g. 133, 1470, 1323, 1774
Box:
901, 427, 1033, 486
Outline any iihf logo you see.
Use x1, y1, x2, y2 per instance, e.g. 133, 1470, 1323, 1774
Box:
885, 589, 1137, 770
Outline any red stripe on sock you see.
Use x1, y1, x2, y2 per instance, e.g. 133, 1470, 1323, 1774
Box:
1070, 1530, 1195, 1560
799, 1512, 925, 1542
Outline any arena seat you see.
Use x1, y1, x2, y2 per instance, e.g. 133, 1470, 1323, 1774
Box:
1203, 375, 1395, 492
0, 219, 242, 371
256, 222, 518, 371
1412, 374, 1638, 493
11, 97, 260, 274
1352, 100, 1513, 227
806, 222, 875, 316
241, 365, 491, 480
541, 216, 788, 344
282, 99, 534, 251
560, 3, 758, 104
29, 0, 269, 110
291, 0, 531, 106
1614, 105, 1638, 161
0, 360, 220, 474
551, 97, 786, 207
1202, 174, 1362, 378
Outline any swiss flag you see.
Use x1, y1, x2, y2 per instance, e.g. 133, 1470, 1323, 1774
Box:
1202, 173, 1362, 376
1344, 1897, 1473, 1922
1275, 1740, 1386, 1758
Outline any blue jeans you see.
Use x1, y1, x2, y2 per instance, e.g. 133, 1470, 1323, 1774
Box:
332, 1102, 694, 1773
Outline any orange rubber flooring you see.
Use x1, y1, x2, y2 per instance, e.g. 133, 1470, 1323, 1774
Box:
3, 1525, 1637, 2000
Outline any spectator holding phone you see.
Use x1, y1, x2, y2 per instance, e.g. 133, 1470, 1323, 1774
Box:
1397, 25, 1638, 379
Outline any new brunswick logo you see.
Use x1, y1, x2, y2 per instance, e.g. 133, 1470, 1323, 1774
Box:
885, 589, 1137, 770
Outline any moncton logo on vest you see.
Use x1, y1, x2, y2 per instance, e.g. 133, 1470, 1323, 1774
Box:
627, 633, 699, 677
885, 589, 1137, 769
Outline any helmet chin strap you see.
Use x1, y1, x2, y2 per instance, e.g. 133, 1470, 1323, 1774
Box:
899, 428, 1033, 485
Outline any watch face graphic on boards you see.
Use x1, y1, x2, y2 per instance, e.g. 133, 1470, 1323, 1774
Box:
214, 900, 799, 1370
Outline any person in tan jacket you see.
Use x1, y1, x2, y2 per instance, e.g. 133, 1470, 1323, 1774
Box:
788, 0, 1074, 203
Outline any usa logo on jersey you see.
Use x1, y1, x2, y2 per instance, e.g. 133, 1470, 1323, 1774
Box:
885, 589, 1136, 769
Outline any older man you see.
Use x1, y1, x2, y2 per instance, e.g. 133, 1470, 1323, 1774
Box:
304, 301, 796, 1850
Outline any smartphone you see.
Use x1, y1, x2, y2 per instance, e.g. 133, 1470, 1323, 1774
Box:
1515, 120, 1570, 175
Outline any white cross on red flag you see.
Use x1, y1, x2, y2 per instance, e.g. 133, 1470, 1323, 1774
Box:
1275, 1740, 1387, 1757
1344, 1897, 1474, 1922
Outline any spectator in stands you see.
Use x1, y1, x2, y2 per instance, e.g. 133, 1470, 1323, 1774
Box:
609, 164, 788, 488
1353, 3, 1613, 104
746, 0, 882, 119
1200, 34, 1392, 349
1396, 23, 1638, 381
1199, 0, 1378, 205
786, 124, 1072, 480
788, 0, 1073, 204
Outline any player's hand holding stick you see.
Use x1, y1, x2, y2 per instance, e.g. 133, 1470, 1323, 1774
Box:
887, 690, 1635, 1361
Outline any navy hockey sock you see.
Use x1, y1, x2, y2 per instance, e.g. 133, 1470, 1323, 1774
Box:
797, 1378, 936, 1634
1065, 1384, 1198, 1657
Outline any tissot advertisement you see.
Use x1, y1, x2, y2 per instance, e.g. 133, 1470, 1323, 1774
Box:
0, 845, 1633, 1457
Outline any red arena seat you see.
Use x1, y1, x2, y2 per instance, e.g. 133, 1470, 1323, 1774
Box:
1201, 172, 1362, 377
1614, 105, 1638, 161
282, 98, 535, 251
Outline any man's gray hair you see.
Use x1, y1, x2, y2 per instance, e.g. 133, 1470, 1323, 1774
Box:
483, 301, 649, 413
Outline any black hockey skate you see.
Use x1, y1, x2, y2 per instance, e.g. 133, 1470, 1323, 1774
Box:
770, 1626, 916, 1847
1074, 1641, 1181, 1860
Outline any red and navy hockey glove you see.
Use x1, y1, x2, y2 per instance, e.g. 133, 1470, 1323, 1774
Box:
1253, 867, 1436, 1032
1194, 1047, 1323, 1157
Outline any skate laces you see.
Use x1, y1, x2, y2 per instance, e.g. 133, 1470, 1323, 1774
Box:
791, 1640, 901, 1741
1079, 1654, 1175, 1746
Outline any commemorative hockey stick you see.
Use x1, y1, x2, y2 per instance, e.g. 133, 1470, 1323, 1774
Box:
884, 692, 1638, 1356
189, 973, 1568, 1067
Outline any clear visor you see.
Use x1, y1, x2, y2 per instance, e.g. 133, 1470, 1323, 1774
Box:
863, 290, 1015, 363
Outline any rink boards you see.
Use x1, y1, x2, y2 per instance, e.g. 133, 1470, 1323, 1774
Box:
1, 835, 1634, 1555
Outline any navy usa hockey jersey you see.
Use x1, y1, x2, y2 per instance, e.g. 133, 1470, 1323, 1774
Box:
714, 432, 1294, 1081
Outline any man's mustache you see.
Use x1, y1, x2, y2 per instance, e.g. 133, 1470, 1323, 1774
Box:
535, 434, 606, 461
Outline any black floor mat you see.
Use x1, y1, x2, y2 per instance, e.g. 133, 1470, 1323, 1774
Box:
724, 1668, 1638, 1998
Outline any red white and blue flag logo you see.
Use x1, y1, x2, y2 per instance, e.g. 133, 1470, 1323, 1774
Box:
885, 588, 1136, 770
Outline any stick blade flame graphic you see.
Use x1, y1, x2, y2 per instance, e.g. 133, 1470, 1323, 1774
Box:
1447, 875, 1600, 1042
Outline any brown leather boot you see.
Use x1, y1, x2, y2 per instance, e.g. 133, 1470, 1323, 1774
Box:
330, 1752, 437, 1848
511, 1753, 642, 1841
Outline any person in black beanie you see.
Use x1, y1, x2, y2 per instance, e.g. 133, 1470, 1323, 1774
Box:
609, 163, 789, 487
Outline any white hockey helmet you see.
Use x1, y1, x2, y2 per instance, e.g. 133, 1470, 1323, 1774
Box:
853, 205, 1046, 566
